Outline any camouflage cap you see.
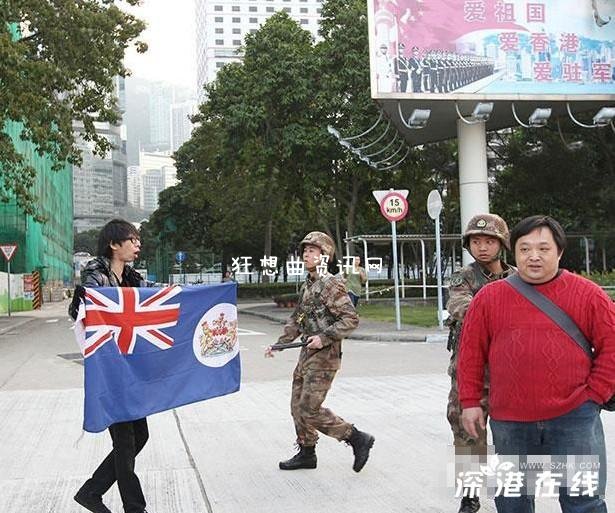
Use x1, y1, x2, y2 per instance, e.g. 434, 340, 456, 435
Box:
300, 231, 335, 258
462, 214, 510, 251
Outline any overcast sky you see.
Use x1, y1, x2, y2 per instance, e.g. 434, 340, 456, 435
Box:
123, 0, 196, 91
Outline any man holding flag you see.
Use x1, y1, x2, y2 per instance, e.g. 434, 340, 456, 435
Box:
71, 219, 150, 513
70, 219, 240, 513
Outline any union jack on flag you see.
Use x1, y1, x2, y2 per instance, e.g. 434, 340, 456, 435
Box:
81, 286, 181, 358
73, 282, 240, 433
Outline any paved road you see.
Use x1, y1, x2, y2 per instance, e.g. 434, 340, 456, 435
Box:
0, 301, 613, 513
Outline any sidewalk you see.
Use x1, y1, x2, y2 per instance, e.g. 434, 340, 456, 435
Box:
3, 377, 612, 513
238, 302, 447, 343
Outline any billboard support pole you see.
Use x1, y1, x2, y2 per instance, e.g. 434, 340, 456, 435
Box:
457, 120, 490, 265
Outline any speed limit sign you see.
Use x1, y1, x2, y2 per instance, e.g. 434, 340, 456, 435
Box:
371, 189, 409, 331
378, 191, 409, 222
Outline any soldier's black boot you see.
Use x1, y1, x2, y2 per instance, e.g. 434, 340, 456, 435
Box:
346, 426, 375, 472
279, 444, 317, 470
458, 496, 480, 513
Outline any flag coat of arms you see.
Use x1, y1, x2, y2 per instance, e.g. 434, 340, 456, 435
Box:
75, 282, 240, 433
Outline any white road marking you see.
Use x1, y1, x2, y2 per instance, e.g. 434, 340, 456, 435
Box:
238, 328, 266, 336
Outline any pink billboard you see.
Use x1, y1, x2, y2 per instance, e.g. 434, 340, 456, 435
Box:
368, 0, 615, 97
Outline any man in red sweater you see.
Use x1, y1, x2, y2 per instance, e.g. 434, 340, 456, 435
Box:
458, 215, 615, 513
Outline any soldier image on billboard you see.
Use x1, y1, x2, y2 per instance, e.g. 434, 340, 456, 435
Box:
408, 46, 423, 92
439, 50, 447, 92
446, 214, 516, 513
265, 231, 375, 473
411, 48, 496, 94
376, 43, 394, 93
394, 42, 410, 93
427, 50, 438, 92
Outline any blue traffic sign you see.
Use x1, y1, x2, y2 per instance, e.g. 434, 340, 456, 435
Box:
176, 251, 187, 263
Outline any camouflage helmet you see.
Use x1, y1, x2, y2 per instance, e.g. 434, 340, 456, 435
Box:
300, 231, 335, 258
462, 214, 510, 251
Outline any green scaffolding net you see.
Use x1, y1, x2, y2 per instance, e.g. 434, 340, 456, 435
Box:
0, 120, 74, 286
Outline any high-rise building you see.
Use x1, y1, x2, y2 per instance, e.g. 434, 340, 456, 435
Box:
127, 79, 196, 157
162, 165, 178, 190
195, 0, 323, 100
127, 165, 142, 209
72, 120, 128, 232
149, 82, 174, 152
125, 77, 151, 166
73, 76, 128, 232
139, 151, 179, 213
171, 100, 196, 152
142, 169, 165, 213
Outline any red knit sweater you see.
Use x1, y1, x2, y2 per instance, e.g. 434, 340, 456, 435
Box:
458, 270, 615, 421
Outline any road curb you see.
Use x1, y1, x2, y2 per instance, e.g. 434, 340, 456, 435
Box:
238, 308, 434, 343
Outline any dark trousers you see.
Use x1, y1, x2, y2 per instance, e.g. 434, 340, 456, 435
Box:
410, 74, 422, 92
80, 418, 149, 513
399, 73, 408, 92
491, 402, 607, 513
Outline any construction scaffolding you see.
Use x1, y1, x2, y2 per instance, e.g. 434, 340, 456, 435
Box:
0, 120, 74, 290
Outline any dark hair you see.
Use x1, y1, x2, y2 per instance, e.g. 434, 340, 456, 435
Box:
97, 219, 139, 258
510, 215, 567, 254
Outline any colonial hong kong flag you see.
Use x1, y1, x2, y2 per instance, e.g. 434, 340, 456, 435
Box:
74, 282, 240, 433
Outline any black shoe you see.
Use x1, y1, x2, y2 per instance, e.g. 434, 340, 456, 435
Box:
279, 444, 317, 470
458, 496, 480, 513
346, 426, 375, 472
74, 490, 112, 513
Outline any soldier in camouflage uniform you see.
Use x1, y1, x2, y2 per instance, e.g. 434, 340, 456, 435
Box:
265, 231, 375, 473
446, 214, 515, 513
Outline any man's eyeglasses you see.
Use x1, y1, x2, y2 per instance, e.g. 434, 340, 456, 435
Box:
124, 237, 141, 246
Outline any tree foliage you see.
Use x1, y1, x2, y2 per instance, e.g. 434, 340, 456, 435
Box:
1, 1, 146, 216
492, 126, 615, 233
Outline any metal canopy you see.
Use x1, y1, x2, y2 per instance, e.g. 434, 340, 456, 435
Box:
376, 99, 613, 146
345, 233, 461, 244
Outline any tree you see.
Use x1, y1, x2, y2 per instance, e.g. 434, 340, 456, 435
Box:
0, 1, 146, 217
73, 228, 99, 255
491, 124, 615, 270
310, 0, 378, 247
195, 13, 322, 266
492, 126, 615, 232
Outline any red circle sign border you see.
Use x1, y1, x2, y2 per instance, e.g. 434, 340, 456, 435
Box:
379, 192, 409, 222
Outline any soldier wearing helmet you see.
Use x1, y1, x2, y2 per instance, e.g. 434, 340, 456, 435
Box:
446, 214, 516, 513
265, 231, 375, 473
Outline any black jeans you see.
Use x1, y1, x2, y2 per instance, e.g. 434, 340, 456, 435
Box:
80, 418, 149, 513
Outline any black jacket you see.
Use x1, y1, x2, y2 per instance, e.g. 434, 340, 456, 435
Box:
68, 257, 143, 320
80, 257, 143, 287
